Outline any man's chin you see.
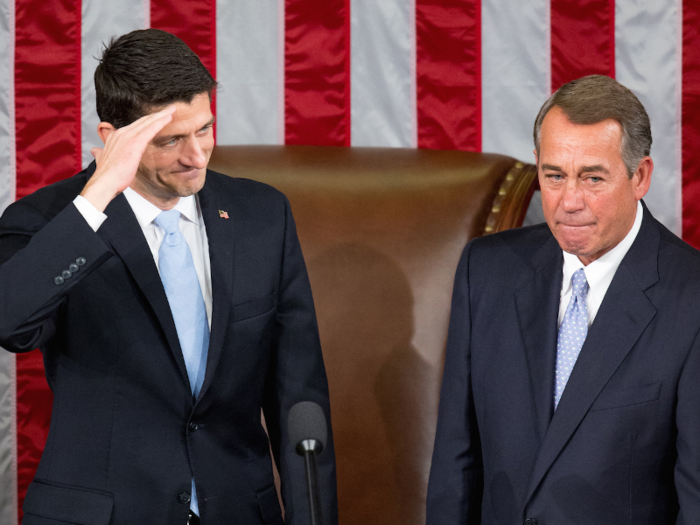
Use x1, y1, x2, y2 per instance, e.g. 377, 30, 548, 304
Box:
175, 173, 207, 197
554, 236, 590, 258
176, 186, 201, 198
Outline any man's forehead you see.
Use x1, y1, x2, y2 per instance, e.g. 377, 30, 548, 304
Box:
151, 94, 214, 137
144, 92, 212, 117
541, 110, 622, 148
542, 106, 623, 136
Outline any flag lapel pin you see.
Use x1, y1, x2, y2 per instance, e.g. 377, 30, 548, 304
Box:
218, 210, 229, 219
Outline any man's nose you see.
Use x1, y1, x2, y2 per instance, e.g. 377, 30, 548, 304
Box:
181, 137, 207, 169
560, 179, 584, 212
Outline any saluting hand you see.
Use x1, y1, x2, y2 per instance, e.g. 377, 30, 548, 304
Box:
80, 106, 176, 212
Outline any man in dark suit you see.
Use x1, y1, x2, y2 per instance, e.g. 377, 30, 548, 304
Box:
426, 74, 700, 524
0, 29, 337, 525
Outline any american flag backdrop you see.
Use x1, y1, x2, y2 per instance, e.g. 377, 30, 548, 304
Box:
0, 0, 699, 522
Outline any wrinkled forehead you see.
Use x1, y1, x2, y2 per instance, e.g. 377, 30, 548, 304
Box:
539, 108, 623, 156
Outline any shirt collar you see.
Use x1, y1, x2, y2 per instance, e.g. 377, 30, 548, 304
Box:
561, 200, 644, 294
123, 187, 200, 228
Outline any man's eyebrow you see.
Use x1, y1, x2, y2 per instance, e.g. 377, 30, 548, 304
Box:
156, 117, 216, 142
540, 163, 610, 175
541, 163, 563, 172
578, 164, 609, 175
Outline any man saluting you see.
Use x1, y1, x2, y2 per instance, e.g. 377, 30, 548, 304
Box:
0, 29, 337, 525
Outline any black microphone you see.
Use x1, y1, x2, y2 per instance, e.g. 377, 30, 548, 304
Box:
288, 401, 327, 525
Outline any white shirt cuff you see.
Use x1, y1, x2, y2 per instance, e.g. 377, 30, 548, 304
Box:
73, 195, 107, 232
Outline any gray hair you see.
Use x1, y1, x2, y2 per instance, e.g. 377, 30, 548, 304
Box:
533, 75, 652, 178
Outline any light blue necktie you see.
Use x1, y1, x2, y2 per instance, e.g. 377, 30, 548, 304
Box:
154, 209, 209, 515
554, 268, 589, 409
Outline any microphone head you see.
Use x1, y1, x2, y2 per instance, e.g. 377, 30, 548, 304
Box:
288, 401, 327, 455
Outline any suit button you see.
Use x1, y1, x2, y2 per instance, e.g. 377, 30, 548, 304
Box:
76, 257, 86, 266
54, 276, 65, 285
524, 519, 538, 525
69, 263, 79, 272
62, 270, 72, 279
178, 492, 191, 505
189, 422, 199, 431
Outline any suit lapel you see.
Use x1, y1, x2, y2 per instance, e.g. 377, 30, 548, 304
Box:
98, 193, 190, 385
195, 175, 235, 402
515, 236, 562, 440
524, 206, 660, 504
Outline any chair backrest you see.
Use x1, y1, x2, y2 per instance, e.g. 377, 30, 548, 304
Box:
209, 145, 538, 525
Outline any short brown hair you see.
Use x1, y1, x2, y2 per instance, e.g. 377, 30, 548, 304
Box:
533, 75, 652, 177
95, 29, 217, 128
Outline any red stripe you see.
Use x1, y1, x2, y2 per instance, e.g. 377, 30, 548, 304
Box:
14, 0, 82, 199
284, 0, 350, 146
15, 360, 54, 525
14, 0, 81, 520
150, 0, 217, 138
683, 0, 700, 248
416, 0, 482, 152
550, 0, 615, 92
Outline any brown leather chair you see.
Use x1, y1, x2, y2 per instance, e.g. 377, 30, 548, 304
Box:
208, 145, 538, 525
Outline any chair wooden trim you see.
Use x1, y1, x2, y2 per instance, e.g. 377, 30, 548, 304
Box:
483, 161, 539, 235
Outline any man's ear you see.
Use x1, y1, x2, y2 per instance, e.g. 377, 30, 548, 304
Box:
533, 148, 539, 166
96, 122, 116, 145
633, 156, 654, 201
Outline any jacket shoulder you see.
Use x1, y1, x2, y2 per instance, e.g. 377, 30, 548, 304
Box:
453, 223, 560, 300
653, 219, 700, 286
469, 222, 555, 267
657, 220, 700, 264
0, 169, 91, 229
203, 170, 291, 223
206, 170, 286, 200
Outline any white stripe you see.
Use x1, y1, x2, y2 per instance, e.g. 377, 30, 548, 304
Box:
81, 0, 148, 168
0, 0, 15, 214
482, 0, 550, 162
409, 2, 417, 149
278, 0, 285, 144
0, 350, 17, 525
350, 0, 415, 147
676, 1, 683, 234
482, 0, 549, 226
616, 0, 681, 235
216, 0, 282, 145
0, 0, 16, 520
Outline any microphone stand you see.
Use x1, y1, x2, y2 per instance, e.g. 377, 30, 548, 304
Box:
298, 439, 322, 525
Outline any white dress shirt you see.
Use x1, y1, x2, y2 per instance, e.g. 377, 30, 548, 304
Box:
73, 190, 213, 327
558, 200, 643, 327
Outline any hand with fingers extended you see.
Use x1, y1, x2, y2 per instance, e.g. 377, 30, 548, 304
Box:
80, 106, 176, 212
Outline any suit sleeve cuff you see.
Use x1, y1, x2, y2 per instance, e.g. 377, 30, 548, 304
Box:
73, 195, 107, 232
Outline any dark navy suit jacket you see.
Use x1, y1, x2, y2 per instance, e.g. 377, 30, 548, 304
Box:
427, 205, 700, 524
0, 162, 338, 525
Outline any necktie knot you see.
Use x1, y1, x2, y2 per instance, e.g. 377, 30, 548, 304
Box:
571, 268, 589, 299
154, 210, 182, 246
